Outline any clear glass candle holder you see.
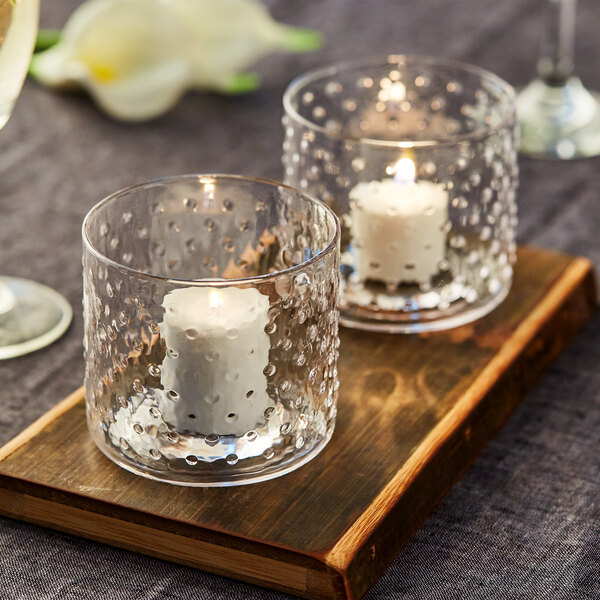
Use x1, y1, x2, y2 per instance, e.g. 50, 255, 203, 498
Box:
82, 175, 340, 486
283, 55, 518, 332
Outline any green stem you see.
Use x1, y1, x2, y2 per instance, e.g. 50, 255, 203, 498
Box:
223, 72, 260, 94
279, 26, 323, 53
35, 29, 61, 53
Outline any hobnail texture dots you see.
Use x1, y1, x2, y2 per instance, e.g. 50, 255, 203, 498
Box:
82, 175, 340, 486
283, 56, 518, 332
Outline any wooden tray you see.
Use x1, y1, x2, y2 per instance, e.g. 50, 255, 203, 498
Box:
0, 246, 595, 600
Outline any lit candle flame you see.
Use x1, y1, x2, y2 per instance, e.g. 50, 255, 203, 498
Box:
390, 157, 416, 185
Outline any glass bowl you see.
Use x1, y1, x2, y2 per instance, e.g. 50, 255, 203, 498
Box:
283, 55, 518, 332
82, 174, 340, 486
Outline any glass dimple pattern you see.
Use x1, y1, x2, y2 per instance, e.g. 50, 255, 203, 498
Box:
83, 175, 340, 486
283, 56, 518, 332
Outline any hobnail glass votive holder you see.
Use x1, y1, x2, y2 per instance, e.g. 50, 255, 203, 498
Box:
283, 55, 518, 332
82, 175, 340, 486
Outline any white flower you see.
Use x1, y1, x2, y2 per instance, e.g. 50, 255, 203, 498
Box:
29, 0, 322, 121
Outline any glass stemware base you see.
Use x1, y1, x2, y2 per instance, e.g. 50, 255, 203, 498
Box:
517, 77, 600, 159
0, 276, 72, 359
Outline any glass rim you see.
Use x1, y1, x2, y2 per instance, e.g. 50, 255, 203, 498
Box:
82, 173, 341, 286
282, 54, 517, 148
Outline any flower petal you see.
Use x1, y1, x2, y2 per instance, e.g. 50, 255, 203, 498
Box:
30, 45, 87, 88
84, 59, 190, 121
32, 0, 186, 87
164, 0, 323, 88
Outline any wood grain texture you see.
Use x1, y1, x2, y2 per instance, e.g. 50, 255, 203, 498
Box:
0, 247, 595, 600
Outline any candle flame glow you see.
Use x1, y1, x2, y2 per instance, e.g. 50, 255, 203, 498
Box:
378, 81, 406, 103
201, 180, 216, 209
390, 157, 416, 185
208, 289, 223, 310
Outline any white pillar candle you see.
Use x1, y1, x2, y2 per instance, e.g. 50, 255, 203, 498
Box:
158, 286, 271, 437
349, 158, 448, 285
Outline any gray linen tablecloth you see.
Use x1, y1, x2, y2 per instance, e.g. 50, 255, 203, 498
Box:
0, 0, 598, 598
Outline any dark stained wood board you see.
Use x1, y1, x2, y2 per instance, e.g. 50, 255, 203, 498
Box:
0, 246, 595, 600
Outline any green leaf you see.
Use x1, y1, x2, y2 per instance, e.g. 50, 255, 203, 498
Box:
35, 29, 61, 53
